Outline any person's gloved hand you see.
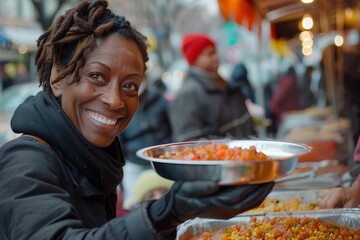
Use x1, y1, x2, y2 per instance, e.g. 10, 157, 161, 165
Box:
171, 181, 274, 221
148, 180, 274, 237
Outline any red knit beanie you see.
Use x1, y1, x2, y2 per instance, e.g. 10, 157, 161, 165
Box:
181, 33, 215, 65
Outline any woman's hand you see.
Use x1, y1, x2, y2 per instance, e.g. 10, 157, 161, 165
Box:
169, 181, 274, 221
318, 175, 360, 209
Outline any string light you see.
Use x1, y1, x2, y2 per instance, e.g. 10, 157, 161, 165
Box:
299, 31, 313, 41
302, 14, 313, 30
302, 47, 312, 56
334, 35, 344, 46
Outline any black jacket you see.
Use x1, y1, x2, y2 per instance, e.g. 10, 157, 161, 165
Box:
0, 91, 162, 240
119, 86, 172, 165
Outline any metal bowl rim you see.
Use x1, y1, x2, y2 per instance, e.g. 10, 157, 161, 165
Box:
136, 139, 310, 165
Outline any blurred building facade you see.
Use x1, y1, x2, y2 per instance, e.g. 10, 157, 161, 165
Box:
0, 0, 79, 89
0, 0, 41, 89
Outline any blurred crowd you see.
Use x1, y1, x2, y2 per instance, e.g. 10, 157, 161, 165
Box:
117, 31, 360, 212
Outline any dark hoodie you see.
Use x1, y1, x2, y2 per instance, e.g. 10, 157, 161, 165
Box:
0, 91, 162, 239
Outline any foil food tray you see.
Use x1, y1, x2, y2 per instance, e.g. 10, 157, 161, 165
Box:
265, 189, 327, 204
176, 208, 360, 240
241, 189, 327, 214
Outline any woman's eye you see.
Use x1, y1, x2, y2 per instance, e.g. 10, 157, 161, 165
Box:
123, 83, 138, 93
89, 73, 105, 83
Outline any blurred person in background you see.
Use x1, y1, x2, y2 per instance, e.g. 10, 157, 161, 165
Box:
342, 46, 360, 148
229, 63, 268, 131
269, 66, 300, 131
0, 64, 15, 90
262, 78, 277, 136
299, 65, 316, 109
129, 169, 173, 209
0, 1, 275, 239
168, 32, 256, 142
229, 63, 256, 103
319, 46, 360, 209
119, 75, 172, 210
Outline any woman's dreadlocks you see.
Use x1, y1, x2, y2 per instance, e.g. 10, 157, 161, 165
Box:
35, 0, 149, 91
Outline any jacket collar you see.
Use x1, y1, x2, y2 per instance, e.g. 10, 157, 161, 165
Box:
188, 67, 228, 93
11, 91, 125, 194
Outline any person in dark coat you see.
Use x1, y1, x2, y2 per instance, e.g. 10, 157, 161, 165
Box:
169, 33, 256, 142
269, 66, 300, 128
299, 65, 316, 109
119, 77, 172, 209
229, 63, 256, 103
0, 1, 274, 239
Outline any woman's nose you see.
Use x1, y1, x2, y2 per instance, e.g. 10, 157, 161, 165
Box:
101, 86, 125, 110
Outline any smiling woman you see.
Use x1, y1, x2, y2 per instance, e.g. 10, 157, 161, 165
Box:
0, 1, 274, 239
50, 35, 144, 147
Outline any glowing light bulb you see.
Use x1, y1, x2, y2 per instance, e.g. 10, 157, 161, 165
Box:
334, 35, 344, 46
302, 14, 313, 30
299, 31, 313, 41
302, 47, 313, 56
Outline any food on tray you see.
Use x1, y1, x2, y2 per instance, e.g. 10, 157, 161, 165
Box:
243, 198, 319, 214
195, 216, 360, 240
159, 143, 270, 161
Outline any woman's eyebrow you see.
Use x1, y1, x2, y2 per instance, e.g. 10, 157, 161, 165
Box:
128, 72, 144, 78
86, 61, 144, 79
87, 61, 111, 70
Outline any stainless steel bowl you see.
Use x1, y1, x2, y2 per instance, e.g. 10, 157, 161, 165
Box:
136, 140, 310, 185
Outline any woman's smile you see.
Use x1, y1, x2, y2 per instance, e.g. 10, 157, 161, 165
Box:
88, 110, 118, 126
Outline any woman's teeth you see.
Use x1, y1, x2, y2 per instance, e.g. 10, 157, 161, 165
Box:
89, 111, 117, 125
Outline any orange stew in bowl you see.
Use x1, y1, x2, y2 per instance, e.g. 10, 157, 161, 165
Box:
159, 143, 270, 161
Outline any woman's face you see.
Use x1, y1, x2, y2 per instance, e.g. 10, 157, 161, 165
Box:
52, 35, 145, 147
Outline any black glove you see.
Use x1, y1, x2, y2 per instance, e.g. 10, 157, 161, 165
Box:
148, 180, 274, 237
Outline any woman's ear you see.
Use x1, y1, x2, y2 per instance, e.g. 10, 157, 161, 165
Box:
50, 66, 63, 97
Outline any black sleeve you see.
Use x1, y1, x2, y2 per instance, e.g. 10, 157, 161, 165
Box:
0, 140, 160, 240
